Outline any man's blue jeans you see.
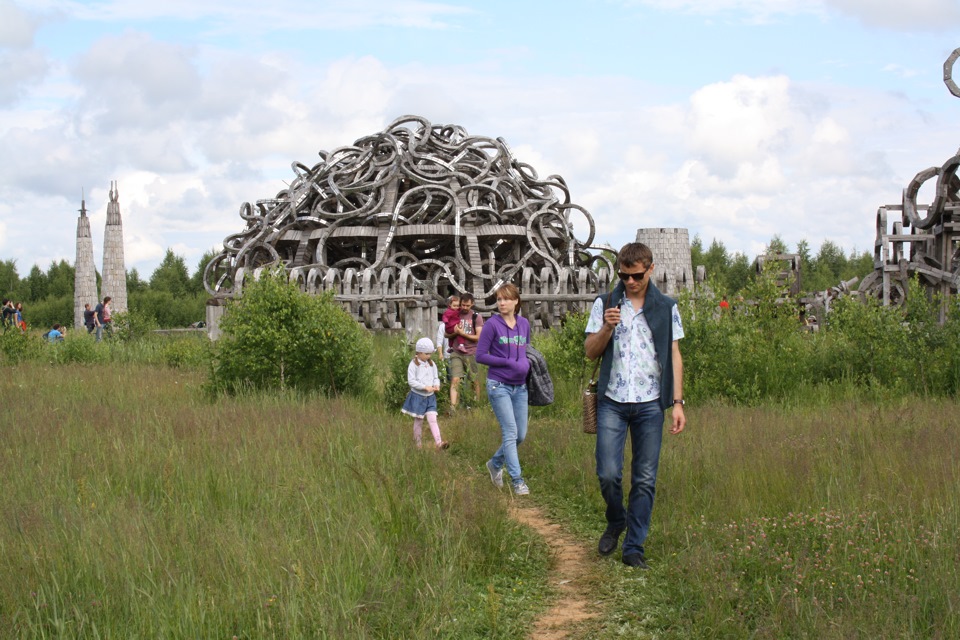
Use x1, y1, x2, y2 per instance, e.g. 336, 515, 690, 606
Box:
596, 396, 664, 557
486, 379, 528, 488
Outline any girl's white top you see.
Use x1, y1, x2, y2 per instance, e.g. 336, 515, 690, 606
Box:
407, 360, 440, 395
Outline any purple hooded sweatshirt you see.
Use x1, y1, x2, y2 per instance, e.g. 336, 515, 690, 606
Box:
476, 313, 531, 385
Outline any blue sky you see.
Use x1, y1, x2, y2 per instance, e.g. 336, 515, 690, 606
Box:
2, 0, 960, 280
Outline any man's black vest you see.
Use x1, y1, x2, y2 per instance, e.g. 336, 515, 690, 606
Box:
595, 280, 676, 411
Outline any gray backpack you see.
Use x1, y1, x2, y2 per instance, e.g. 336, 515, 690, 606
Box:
525, 345, 554, 406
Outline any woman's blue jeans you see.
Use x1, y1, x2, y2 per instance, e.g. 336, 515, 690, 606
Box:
486, 379, 528, 487
595, 396, 664, 556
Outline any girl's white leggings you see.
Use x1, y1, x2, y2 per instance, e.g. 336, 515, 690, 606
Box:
413, 412, 442, 446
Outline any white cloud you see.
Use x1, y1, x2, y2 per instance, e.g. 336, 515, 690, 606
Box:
72, 32, 202, 131
0, 1, 49, 105
0, 120, 106, 198
322, 56, 395, 119
0, 0, 41, 48
826, 0, 960, 31
31, 0, 474, 31
882, 63, 922, 79
572, 70, 955, 257
685, 75, 795, 174
629, 0, 809, 15
193, 51, 288, 122
0, 49, 49, 105
622, 0, 960, 30
556, 129, 603, 172
619, 0, 826, 24
811, 117, 849, 145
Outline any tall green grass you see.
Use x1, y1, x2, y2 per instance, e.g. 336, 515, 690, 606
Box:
0, 363, 548, 638
5, 290, 960, 637
526, 394, 960, 638
0, 328, 212, 368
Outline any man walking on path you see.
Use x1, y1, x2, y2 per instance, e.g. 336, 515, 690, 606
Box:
584, 242, 687, 569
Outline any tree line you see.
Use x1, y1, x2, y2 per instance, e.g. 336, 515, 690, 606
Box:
2, 234, 877, 330
691, 234, 874, 296
0, 249, 216, 330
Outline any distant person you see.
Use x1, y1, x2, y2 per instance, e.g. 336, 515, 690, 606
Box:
94, 296, 112, 342
14, 302, 25, 332
436, 295, 459, 366
1, 299, 14, 330
477, 283, 531, 496
45, 324, 65, 343
719, 296, 730, 311
83, 303, 97, 334
584, 242, 686, 570
440, 294, 461, 344
446, 292, 483, 411
401, 338, 449, 451
435, 319, 448, 361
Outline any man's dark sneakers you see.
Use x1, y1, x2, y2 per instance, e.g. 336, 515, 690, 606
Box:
598, 527, 625, 556
622, 552, 649, 569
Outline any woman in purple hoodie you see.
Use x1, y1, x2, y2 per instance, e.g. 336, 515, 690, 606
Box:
476, 283, 532, 496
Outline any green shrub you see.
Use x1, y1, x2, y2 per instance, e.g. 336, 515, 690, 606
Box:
128, 290, 206, 328
678, 267, 960, 404
680, 265, 817, 404
20, 295, 72, 329
384, 338, 415, 409
825, 296, 911, 390
54, 332, 108, 364
533, 311, 590, 386
0, 329, 43, 364
209, 270, 373, 396
110, 309, 159, 342
160, 336, 212, 368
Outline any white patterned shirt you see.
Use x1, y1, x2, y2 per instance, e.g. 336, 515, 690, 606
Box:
585, 297, 685, 403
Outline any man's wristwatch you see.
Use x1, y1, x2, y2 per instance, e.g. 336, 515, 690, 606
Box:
672, 399, 685, 406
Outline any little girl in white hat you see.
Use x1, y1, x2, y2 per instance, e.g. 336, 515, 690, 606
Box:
401, 338, 449, 450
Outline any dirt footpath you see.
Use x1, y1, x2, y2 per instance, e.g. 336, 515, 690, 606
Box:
509, 503, 599, 639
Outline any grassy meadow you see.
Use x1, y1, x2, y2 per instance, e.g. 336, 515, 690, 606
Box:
532, 381, 960, 638
0, 361, 548, 638
1, 315, 959, 637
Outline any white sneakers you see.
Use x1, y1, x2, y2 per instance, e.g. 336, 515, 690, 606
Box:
486, 460, 529, 495
486, 459, 504, 489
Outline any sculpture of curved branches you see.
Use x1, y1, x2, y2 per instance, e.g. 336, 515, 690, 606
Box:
857, 47, 960, 313
205, 115, 611, 330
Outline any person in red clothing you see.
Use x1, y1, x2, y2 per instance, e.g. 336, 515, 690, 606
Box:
440, 294, 461, 348
446, 293, 483, 410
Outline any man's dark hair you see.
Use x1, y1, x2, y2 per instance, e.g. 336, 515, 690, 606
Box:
103, 296, 112, 303
617, 243, 653, 269
459, 292, 475, 303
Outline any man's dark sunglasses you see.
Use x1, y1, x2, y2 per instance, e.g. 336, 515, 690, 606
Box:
618, 270, 648, 282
